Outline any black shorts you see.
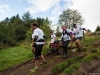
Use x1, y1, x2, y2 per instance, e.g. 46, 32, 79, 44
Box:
75, 37, 82, 41
34, 44, 44, 60
32, 43, 36, 48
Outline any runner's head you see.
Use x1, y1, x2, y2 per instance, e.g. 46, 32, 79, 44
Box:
31, 23, 38, 29
61, 25, 66, 30
73, 24, 77, 28
50, 31, 53, 35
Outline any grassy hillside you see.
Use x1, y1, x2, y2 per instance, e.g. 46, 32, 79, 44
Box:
0, 43, 49, 72
0, 35, 100, 75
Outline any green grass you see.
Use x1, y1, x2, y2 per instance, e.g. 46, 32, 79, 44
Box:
0, 35, 100, 72
81, 36, 100, 45
0, 45, 33, 71
51, 56, 84, 75
0, 43, 49, 72
64, 63, 80, 75
51, 61, 67, 75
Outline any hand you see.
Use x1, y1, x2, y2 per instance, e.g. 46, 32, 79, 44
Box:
71, 34, 75, 39
31, 44, 33, 47
44, 42, 47, 45
88, 32, 90, 37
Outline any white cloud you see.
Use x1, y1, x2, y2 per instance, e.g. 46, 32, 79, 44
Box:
50, 0, 72, 24
50, 3, 62, 22
25, 0, 73, 26
26, 0, 60, 14
69, 0, 100, 32
0, 3, 10, 13
63, 0, 72, 9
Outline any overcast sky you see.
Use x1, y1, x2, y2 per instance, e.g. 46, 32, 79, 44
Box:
0, 0, 100, 32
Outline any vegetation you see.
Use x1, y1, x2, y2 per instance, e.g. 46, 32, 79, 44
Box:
0, 12, 51, 48
0, 45, 32, 71
51, 35, 100, 75
0, 44, 49, 71
58, 9, 84, 29
0, 9, 100, 75
95, 25, 100, 31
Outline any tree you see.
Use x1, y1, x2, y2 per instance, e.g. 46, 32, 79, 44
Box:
40, 17, 51, 39
55, 26, 62, 37
58, 9, 84, 29
95, 25, 100, 31
22, 11, 33, 30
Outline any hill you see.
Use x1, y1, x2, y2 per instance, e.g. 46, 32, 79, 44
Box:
0, 35, 100, 75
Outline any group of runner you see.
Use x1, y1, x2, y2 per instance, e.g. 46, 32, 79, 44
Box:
30, 23, 90, 72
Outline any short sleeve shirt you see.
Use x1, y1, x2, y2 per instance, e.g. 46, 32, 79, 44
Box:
51, 34, 56, 43
73, 26, 84, 37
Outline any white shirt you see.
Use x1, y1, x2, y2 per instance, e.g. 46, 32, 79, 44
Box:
51, 34, 56, 43
73, 26, 84, 38
61, 29, 71, 41
32, 28, 45, 45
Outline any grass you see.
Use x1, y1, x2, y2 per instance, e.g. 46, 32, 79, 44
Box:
64, 63, 80, 75
51, 35, 100, 75
0, 45, 33, 71
0, 35, 100, 73
0, 43, 49, 72
81, 35, 100, 45
51, 56, 84, 75
51, 61, 67, 75
91, 49, 98, 53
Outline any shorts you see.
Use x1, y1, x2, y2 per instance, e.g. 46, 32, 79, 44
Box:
32, 43, 36, 48
75, 37, 82, 41
34, 44, 44, 60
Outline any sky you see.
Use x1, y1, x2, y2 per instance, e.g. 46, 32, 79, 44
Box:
0, 0, 100, 32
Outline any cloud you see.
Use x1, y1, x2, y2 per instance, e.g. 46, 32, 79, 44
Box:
26, 0, 60, 14
49, 3, 62, 22
25, 0, 73, 26
0, 3, 10, 13
69, 0, 100, 32
50, 0, 72, 24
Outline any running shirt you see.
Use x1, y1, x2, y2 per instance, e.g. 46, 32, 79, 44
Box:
61, 28, 71, 41
32, 28, 45, 45
73, 26, 84, 38
50, 34, 56, 43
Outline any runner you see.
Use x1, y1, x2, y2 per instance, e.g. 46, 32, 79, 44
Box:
61, 25, 74, 59
31, 27, 46, 63
70, 28, 75, 50
30, 23, 47, 72
46, 31, 57, 55
73, 24, 90, 52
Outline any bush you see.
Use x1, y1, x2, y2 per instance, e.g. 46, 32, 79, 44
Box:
91, 49, 98, 53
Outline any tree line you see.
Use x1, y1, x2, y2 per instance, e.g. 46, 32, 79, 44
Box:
0, 11, 51, 48
1, 8, 99, 48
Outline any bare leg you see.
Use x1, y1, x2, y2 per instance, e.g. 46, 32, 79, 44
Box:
34, 60, 39, 67
75, 39, 81, 51
31, 47, 35, 62
41, 55, 46, 61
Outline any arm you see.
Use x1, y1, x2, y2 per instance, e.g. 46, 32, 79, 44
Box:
32, 30, 38, 42
53, 34, 57, 40
82, 28, 90, 36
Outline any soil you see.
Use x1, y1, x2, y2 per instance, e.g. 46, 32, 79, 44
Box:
0, 39, 100, 75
